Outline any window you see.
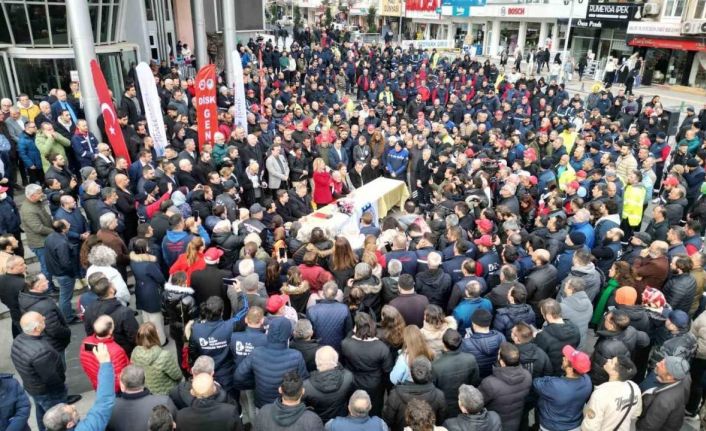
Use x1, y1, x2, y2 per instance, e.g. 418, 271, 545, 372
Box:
28, 4, 50, 45
7, 4, 31, 45
696, 0, 706, 18
0, 6, 11, 43
49, 6, 68, 45
89, 5, 99, 43
664, 0, 685, 17
100, 4, 111, 43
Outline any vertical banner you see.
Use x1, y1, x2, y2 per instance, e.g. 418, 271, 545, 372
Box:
231, 50, 248, 129
89, 59, 131, 164
135, 63, 168, 157
194, 64, 218, 149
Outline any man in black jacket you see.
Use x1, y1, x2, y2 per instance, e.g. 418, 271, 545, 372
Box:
176, 373, 243, 431
432, 329, 480, 418
82, 276, 139, 356
302, 346, 355, 423
10, 311, 77, 431
0, 255, 28, 337
44, 220, 78, 323
383, 357, 447, 431
443, 384, 502, 431
288, 183, 312, 219
18, 273, 71, 356
254, 371, 323, 431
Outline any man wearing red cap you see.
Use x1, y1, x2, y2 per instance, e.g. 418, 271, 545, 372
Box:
533, 345, 593, 431
190, 247, 232, 317
474, 235, 501, 289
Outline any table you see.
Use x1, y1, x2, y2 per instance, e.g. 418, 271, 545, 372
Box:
298, 177, 410, 240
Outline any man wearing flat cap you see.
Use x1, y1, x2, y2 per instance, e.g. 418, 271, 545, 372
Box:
637, 356, 691, 430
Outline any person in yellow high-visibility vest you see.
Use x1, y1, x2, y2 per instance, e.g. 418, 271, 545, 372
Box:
621, 169, 646, 237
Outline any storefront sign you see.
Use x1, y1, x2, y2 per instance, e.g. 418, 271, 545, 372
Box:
586, 1, 642, 21
574, 19, 603, 28
441, 0, 486, 16
400, 39, 454, 49
627, 21, 682, 37
499, 6, 525, 15
405, 0, 440, 19
379, 0, 403, 16
628, 37, 706, 52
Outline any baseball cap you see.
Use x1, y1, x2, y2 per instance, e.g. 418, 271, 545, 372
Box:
632, 231, 652, 245
203, 247, 224, 263
567, 181, 581, 191
266, 294, 290, 313
222, 180, 236, 190
476, 219, 493, 233
576, 170, 587, 179
474, 234, 494, 248
250, 203, 264, 214
663, 176, 679, 187
562, 345, 591, 374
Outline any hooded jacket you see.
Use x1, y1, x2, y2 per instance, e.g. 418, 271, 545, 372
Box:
351, 275, 384, 317
79, 334, 129, 392
432, 350, 480, 418
130, 345, 183, 395
18, 290, 70, 353
130, 252, 166, 313
234, 317, 309, 407
534, 321, 581, 376
493, 303, 536, 339
561, 263, 603, 302
559, 292, 593, 348
175, 397, 243, 431
341, 336, 394, 416
443, 409, 502, 431
636, 377, 691, 431
461, 330, 506, 378
415, 268, 452, 309
254, 399, 324, 431
479, 365, 532, 431
303, 366, 355, 423
382, 382, 447, 431
168, 379, 232, 410
107, 389, 177, 431
162, 282, 198, 336
517, 342, 554, 378
189, 316, 238, 392
162, 227, 209, 268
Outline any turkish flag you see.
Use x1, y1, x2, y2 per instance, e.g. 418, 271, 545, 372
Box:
194, 64, 218, 150
90, 59, 131, 164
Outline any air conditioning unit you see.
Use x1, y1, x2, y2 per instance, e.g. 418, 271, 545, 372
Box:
682, 20, 706, 34
642, 2, 661, 16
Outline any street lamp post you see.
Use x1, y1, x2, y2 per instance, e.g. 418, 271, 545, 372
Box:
562, 0, 583, 63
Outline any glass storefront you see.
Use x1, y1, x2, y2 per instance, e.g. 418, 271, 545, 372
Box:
693, 52, 706, 90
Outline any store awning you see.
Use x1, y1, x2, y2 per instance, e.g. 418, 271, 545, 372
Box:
627, 37, 706, 51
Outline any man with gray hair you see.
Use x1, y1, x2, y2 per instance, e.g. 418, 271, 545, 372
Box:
325, 390, 389, 430
383, 357, 447, 429
20, 183, 54, 285
558, 276, 593, 349
443, 384, 501, 431
303, 345, 355, 423
97, 186, 125, 234
307, 281, 352, 352
290, 318, 321, 372
382, 259, 402, 304
169, 355, 234, 409
107, 365, 177, 431
11, 311, 77, 431
415, 251, 452, 308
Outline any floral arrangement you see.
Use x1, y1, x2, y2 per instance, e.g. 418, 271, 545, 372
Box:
336, 199, 355, 215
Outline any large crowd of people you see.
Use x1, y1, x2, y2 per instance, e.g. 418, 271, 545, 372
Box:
2, 26, 706, 431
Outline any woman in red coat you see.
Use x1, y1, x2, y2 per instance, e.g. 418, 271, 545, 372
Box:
312, 157, 333, 207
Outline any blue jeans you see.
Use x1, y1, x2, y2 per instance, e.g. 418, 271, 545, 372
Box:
31, 247, 52, 286
53, 275, 76, 320
32, 386, 67, 431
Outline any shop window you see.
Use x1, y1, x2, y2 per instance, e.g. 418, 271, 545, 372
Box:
696, 0, 706, 18
89, 5, 99, 43
6, 3, 31, 45
100, 5, 111, 43
111, 3, 120, 41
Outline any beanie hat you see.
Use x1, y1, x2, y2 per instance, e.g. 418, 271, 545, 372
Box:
615, 286, 638, 306
664, 356, 690, 380
641, 287, 666, 308
569, 231, 586, 246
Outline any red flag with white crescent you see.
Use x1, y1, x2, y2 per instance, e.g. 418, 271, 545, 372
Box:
194, 64, 218, 150
89, 59, 131, 164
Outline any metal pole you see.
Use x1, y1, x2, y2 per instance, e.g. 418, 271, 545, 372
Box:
563, 0, 574, 63
398, 1, 404, 43
192, 0, 208, 68
65, 0, 100, 139
223, 0, 237, 88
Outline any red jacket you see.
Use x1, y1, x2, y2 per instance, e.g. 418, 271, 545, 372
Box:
298, 264, 333, 293
79, 334, 130, 392
170, 253, 206, 285
312, 171, 333, 206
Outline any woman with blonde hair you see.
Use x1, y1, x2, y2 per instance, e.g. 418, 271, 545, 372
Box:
420, 304, 458, 357
378, 305, 406, 359
169, 236, 206, 285
390, 325, 435, 384
130, 322, 183, 395
312, 157, 333, 207
370, 131, 386, 160
281, 265, 311, 313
